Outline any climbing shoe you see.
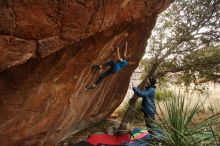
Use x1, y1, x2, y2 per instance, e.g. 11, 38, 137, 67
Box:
92, 64, 100, 71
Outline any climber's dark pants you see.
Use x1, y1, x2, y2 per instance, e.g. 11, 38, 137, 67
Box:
95, 60, 115, 85
103, 60, 115, 68
142, 109, 155, 129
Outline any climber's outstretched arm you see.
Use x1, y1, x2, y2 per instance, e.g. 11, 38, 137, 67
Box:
117, 47, 123, 62
124, 42, 128, 58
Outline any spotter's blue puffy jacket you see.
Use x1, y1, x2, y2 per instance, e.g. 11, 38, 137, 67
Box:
132, 86, 156, 118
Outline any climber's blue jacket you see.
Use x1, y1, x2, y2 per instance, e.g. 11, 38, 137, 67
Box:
113, 60, 128, 72
132, 86, 156, 118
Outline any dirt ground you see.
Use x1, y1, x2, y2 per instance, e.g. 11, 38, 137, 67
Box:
56, 116, 137, 146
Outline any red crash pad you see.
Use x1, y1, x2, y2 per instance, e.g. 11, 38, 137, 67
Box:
87, 133, 130, 146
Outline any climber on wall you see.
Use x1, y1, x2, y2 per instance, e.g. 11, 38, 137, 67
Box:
86, 33, 129, 89
132, 77, 157, 129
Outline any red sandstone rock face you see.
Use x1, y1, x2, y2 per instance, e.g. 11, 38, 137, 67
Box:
0, 0, 172, 145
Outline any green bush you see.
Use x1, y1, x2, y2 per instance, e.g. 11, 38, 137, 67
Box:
153, 92, 220, 146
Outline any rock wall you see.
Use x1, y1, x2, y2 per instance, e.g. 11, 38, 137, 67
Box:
0, 0, 172, 145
